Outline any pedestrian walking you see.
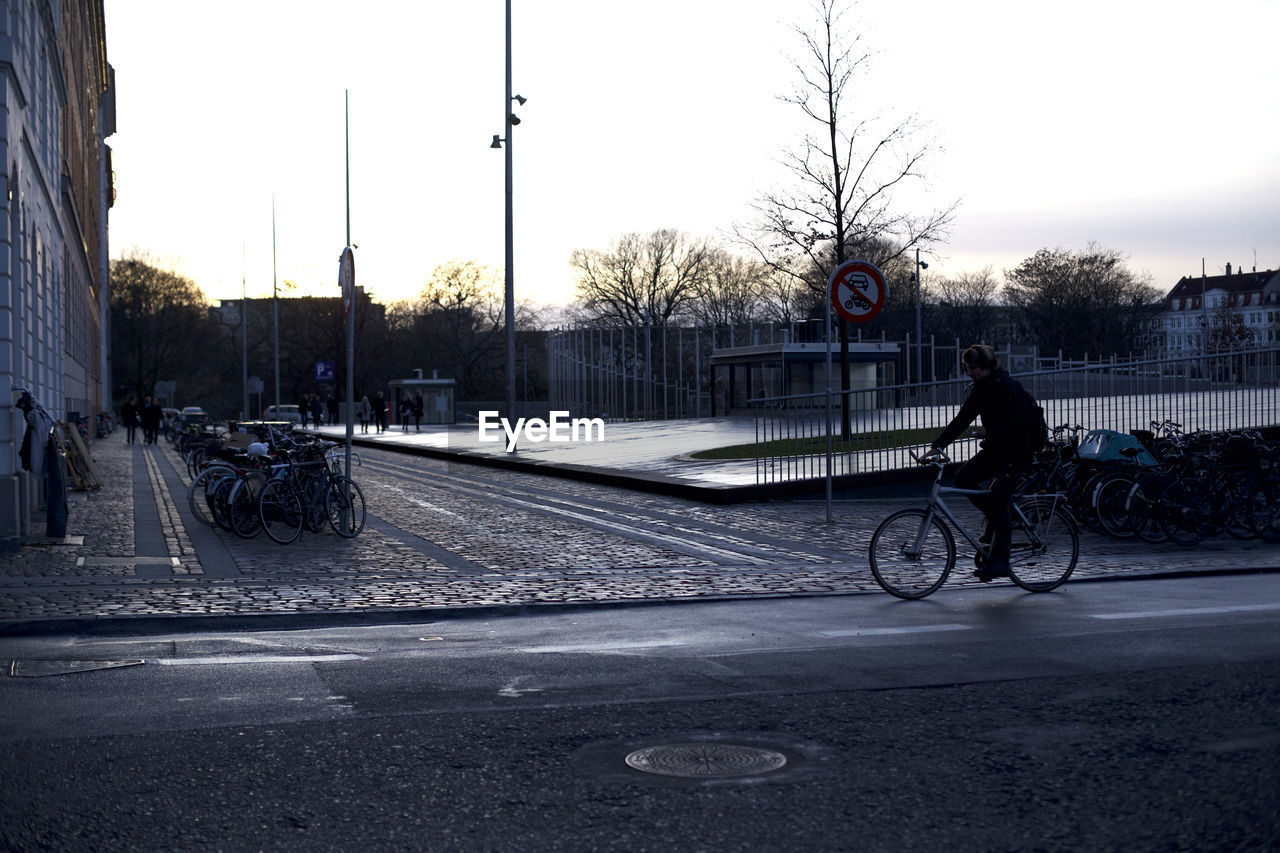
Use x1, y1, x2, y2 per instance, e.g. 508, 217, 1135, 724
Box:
357, 396, 371, 434
140, 396, 162, 444
374, 391, 387, 433
309, 395, 323, 429
327, 394, 339, 426
413, 391, 425, 431
400, 396, 413, 431
121, 397, 139, 445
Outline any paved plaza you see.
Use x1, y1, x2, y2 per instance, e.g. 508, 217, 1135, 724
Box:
2, 421, 1278, 634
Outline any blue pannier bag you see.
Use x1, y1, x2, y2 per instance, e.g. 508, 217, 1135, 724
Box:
1077, 429, 1158, 466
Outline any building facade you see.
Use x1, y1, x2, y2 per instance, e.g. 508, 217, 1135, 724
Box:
0, 0, 113, 549
1160, 264, 1280, 356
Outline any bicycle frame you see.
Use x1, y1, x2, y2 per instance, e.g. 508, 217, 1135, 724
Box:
907, 452, 1066, 560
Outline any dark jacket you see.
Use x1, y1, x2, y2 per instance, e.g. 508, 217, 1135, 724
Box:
932, 368, 1041, 458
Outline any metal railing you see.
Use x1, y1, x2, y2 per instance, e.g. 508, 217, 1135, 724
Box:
751, 347, 1280, 484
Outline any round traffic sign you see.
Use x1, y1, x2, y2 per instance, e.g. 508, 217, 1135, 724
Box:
829, 260, 888, 324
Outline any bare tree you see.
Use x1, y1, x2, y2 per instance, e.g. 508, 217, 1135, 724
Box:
1004, 244, 1163, 359
571, 229, 713, 326
686, 248, 770, 328
110, 251, 218, 403
760, 267, 815, 328
1207, 301, 1257, 354
929, 266, 1002, 348
733, 0, 956, 435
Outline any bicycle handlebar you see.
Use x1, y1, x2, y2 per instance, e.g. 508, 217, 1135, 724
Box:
910, 447, 949, 466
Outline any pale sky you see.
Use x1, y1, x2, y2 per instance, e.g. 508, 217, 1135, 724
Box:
103, 0, 1280, 312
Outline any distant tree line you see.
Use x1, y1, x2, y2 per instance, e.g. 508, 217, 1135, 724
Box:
109, 254, 548, 419
109, 238, 1175, 418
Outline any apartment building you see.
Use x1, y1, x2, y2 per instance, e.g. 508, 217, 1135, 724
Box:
0, 0, 114, 549
1160, 264, 1280, 355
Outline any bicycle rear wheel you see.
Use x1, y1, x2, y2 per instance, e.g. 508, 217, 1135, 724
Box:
1009, 499, 1078, 592
210, 476, 236, 531
1249, 471, 1280, 543
869, 509, 955, 600
1094, 475, 1136, 539
1126, 474, 1171, 543
325, 475, 366, 538
1159, 478, 1214, 546
258, 480, 304, 545
228, 470, 268, 538
187, 464, 234, 528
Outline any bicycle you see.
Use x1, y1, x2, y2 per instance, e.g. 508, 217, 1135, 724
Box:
869, 449, 1079, 600
257, 443, 366, 544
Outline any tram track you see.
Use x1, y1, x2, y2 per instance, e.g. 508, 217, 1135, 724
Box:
354, 451, 850, 567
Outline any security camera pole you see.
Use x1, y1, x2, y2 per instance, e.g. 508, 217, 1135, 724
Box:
914, 247, 928, 384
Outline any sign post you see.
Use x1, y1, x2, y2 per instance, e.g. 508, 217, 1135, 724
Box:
823, 259, 890, 521
339, 247, 356, 480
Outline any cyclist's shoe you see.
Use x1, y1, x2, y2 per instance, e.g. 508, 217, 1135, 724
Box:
974, 557, 1011, 582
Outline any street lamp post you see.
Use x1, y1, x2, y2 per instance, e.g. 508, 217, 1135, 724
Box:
490, 0, 524, 443
914, 248, 929, 384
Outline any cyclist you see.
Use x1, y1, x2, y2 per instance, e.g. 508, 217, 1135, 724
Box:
922, 345, 1044, 581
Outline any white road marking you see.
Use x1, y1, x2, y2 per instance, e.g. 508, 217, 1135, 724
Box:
519, 640, 689, 654
1090, 603, 1280, 620
498, 676, 544, 697
150, 654, 363, 666
819, 624, 973, 637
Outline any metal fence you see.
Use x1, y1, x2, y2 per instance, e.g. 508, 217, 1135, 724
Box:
751, 347, 1280, 485
547, 320, 1171, 424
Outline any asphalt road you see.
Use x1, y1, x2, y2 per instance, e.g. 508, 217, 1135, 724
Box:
2, 572, 1278, 852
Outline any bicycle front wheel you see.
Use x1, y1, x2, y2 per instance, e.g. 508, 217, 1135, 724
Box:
258, 480, 304, 545
325, 475, 366, 538
869, 509, 955, 600
1009, 499, 1078, 592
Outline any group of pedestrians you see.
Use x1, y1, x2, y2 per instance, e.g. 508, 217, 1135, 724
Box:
120, 396, 163, 445
357, 392, 388, 434
351, 391, 423, 433
121, 386, 429, 441
400, 392, 425, 432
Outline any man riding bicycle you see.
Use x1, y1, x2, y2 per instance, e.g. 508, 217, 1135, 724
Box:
922, 345, 1045, 581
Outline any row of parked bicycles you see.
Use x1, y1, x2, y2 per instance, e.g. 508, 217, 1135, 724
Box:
184, 424, 367, 545
1019, 419, 1280, 547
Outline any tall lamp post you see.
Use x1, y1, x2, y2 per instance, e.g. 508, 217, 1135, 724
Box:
491, 0, 524, 439
914, 247, 929, 384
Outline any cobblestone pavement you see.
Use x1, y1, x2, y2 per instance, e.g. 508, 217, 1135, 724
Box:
2, 430, 1278, 633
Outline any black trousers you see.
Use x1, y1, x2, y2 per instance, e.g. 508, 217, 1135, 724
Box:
954, 448, 1027, 556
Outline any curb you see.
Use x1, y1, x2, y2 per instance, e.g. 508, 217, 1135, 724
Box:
3, 564, 1275, 639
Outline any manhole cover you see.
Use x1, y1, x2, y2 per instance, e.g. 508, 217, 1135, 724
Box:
624, 743, 788, 778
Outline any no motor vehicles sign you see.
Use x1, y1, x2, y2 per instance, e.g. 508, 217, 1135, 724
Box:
829, 259, 888, 323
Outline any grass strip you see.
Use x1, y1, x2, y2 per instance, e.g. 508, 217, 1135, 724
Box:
690, 427, 942, 460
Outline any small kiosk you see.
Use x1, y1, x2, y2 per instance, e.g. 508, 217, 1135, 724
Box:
710, 341, 900, 416
388, 370, 456, 425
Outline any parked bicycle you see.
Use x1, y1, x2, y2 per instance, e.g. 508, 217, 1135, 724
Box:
869, 449, 1079, 599
257, 441, 366, 544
